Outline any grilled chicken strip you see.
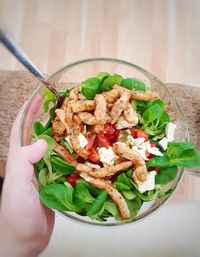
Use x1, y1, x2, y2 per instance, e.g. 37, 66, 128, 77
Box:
110, 90, 131, 124
131, 91, 158, 101
79, 172, 130, 220
68, 133, 89, 159
77, 112, 97, 125
102, 85, 124, 103
123, 102, 138, 125
71, 100, 95, 113
52, 115, 66, 138
91, 178, 130, 219
94, 94, 108, 124
54, 144, 77, 165
76, 161, 132, 178
113, 143, 147, 182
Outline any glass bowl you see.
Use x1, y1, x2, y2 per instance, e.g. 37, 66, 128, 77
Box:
20, 58, 189, 226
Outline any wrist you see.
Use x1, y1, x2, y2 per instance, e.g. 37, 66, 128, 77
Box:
0, 215, 39, 257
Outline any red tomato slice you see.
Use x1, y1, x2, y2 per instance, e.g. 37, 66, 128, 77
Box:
148, 167, 159, 173
129, 128, 138, 138
112, 129, 121, 142
66, 175, 81, 187
150, 142, 156, 148
88, 147, 100, 163
129, 128, 148, 141
86, 135, 96, 150
136, 129, 148, 141
97, 131, 111, 147
104, 124, 116, 137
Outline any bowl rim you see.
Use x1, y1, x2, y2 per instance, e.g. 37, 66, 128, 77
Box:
20, 57, 189, 226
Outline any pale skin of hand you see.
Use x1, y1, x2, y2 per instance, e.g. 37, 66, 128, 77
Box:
0, 96, 55, 257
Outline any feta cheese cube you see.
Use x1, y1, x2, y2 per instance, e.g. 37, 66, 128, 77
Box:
158, 137, 169, 151
98, 147, 115, 166
132, 146, 148, 160
137, 171, 157, 193
78, 133, 88, 148
148, 147, 163, 156
165, 122, 176, 141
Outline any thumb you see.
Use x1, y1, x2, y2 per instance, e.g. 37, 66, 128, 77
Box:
22, 139, 48, 164
5, 139, 48, 185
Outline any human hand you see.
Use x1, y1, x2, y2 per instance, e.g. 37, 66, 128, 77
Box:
0, 96, 55, 257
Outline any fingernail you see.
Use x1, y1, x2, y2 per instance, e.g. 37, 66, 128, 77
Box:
34, 139, 47, 148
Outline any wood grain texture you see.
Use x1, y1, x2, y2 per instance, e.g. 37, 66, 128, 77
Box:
0, 0, 200, 85
0, 0, 200, 202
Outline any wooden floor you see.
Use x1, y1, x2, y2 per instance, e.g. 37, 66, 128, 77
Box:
0, 0, 200, 202
0, 0, 200, 85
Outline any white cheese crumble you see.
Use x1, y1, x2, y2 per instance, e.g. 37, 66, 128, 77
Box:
130, 137, 163, 160
65, 133, 88, 148
158, 137, 169, 151
85, 161, 101, 169
78, 133, 88, 148
147, 147, 163, 156
137, 171, 157, 193
98, 147, 115, 166
165, 122, 176, 142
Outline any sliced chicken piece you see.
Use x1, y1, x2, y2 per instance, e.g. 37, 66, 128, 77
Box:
76, 161, 132, 178
52, 115, 66, 138
73, 114, 83, 125
54, 144, 77, 165
77, 112, 97, 125
123, 102, 138, 125
55, 109, 71, 134
68, 134, 89, 159
110, 90, 131, 124
79, 172, 130, 219
61, 97, 70, 111
91, 124, 104, 134
102, 85, 124, 103
131, 91, 158, 101
65, 100, 74, 127
91, 178, 130, 220
69, 87, 79, 100
71, 100, 95, 113
94, 94, 108, 124
53, 135, 62, 142
113, 143, 147, 182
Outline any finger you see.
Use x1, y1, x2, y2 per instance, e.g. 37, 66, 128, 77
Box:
22, 139, 48, 164
10, 94, 42, 148
6, 139, 47, 183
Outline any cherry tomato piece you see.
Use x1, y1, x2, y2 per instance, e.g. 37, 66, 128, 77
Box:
129, 128, 148, 141
86, 135, 96, 150
104, 124, 116, 137
88, 147, 100, 163
129, 128, 138, 138
66, 175, 81, 187
148, 167, 159, 173
97, 131, 111, 147
136, 129, 148, 141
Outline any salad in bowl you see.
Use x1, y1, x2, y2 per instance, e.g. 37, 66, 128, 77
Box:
32, 69, 200, 224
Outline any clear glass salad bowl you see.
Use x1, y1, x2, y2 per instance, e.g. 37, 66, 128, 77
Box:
20, 58, 189, 226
